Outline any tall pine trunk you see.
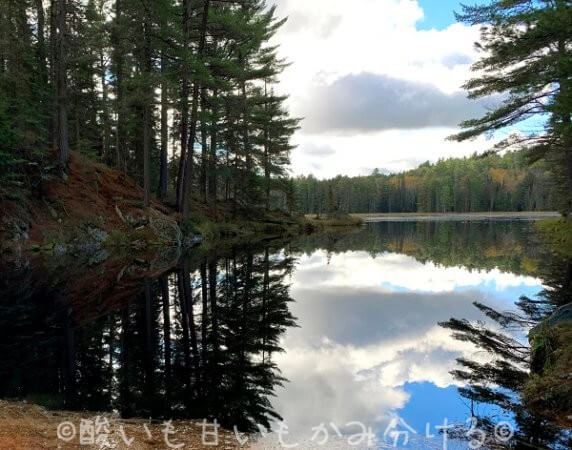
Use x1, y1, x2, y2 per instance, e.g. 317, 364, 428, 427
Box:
200, 86, 208, 203
176, 0, 191, 209
240, 58, 252, 204
264, 80, 270, 210
208, 86, 218, 209
100, 50, 111, 162
56, 0, 69, 173
34, 0, 49, 135
557, 40, 572, 218
180, 0, 210, 221
142, 2, 152, 208
49, 0, 58, 152
159, 51, 169, 200
113, 0, 126, 173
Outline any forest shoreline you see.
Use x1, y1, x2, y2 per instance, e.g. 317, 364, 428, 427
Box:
0, 154, 361, 264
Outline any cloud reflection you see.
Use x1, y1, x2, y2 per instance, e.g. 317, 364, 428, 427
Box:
269, 250, 543, 440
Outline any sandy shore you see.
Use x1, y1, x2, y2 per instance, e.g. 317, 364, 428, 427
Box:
0, 401, 245, 450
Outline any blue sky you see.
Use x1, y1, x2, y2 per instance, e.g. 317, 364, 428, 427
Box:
417, 0, 464, 30
417, 0, 493, 30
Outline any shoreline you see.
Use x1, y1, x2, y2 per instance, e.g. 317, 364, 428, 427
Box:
0, 400, 242, 449
351, 211, 561, 222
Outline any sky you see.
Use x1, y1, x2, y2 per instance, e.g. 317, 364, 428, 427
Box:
271, 0, 499, 179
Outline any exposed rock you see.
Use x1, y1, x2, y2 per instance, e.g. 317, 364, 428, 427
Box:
150, 216, 182, 245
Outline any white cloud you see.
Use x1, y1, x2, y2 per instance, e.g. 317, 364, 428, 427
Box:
271, 0, 493, 178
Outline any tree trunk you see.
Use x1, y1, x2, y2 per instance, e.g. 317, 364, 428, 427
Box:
113, 0, 126, 172
240, 60, 252, 204
142, 1, 152, 207
49, 0, 58, 151
564, 136, 572, 218
100, 50, 111, 162
264, 80, 270, 210
200, 87, 208, 203
34, 0, 48, 87
557, 40, 572, 218
180, 0, 210, 221
159, 51, 169, 200
176, 0, 191, 209
181, 81, 199, 219
208, 86, 218, 209
56, 0, 69, 173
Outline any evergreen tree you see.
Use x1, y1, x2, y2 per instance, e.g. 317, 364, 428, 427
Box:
450, 0, 572, 216
0, 0, 299, 221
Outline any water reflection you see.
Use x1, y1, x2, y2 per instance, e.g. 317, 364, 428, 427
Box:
440, 250, 572, 448
0, 246, 296, 432
0, 220, 570, 448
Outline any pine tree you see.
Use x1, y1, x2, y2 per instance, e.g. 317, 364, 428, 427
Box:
0, 0, 300, 222
450, 0, 572, 216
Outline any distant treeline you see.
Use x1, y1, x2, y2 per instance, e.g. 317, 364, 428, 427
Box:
294, 152, 556, 214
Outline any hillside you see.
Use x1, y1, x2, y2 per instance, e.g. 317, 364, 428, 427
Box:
1, 153, 182, 258
0, 153, 332, 263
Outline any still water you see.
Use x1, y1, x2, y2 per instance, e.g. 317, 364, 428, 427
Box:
1, 221, 570, 448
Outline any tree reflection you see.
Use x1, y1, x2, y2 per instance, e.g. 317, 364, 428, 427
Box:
295, 220, 542, 275
0, 245, 297, 432
440, 252, 572, 448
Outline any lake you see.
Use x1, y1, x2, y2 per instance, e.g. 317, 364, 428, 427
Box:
1, 220, 570, 449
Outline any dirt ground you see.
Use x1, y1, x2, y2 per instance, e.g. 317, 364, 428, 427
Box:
0, 401, 247, 450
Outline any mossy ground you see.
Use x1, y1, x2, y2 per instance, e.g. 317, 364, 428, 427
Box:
526, 218, 572, 428
525, 323, 572, 428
